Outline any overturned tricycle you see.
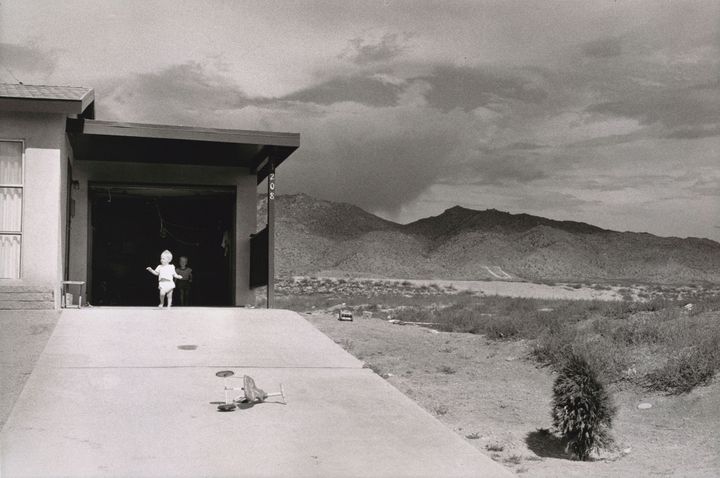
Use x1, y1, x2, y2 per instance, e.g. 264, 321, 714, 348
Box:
215, 370, 286, 412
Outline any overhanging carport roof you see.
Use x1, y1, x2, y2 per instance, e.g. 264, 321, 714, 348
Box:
67, 118, 299, 182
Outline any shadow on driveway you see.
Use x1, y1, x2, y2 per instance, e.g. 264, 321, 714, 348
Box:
0, 310, 60, 430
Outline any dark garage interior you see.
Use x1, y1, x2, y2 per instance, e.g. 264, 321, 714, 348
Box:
89, 184, 236, 306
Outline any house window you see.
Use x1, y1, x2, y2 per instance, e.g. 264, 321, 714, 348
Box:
0, 140, 23, 278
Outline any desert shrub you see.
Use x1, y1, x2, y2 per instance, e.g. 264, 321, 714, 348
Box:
533, 309, 630, 382
481, 314, 523, 339
437, 308, 485, 334
595, 314, 663, 346
425, 297, 593, 340
438, 365, 456, 374
688, 295, 720, 316
617, 288, 634, 301
551, 353, 616, 460
659, 314, 720, 349
531, 316, 576, 365
393, 307, 435, 324
432, 404, 449, 415
645, 332, 720, 393
574, 334, 628, 382
646, 348, 715, 393
637, 296, 673, 312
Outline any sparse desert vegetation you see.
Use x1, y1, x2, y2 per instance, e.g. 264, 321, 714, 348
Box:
278, 277, 720, 394
396, 294, 720, 394
286, 277, 720, 476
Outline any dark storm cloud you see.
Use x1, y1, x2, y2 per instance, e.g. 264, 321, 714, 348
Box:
577, 174, 679, 192
564, 130, 650, 148
282, 63, 550, 110
581, 37, 623, 58
97, 62, 259, 123
340, 33, 409, 65
417, 65, 548, 111
0, 42, 56, 78
664, 126, 720, 139
474, 155, 548, 185
587, 81, 720, 129
441, 153, 548, 186
504, 142, 545, 150
280, 112, 468, 214
689, 176, 720, 197
281, 76, 403, 107
512, 190, 600, 212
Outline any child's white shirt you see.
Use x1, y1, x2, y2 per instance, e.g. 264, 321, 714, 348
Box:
155, 264, 177, 281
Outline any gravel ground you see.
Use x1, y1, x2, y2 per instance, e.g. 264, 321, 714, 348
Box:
0, 310, 60, 430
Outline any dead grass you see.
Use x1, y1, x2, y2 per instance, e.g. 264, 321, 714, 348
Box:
486, 442, 505, 452
284, 278, 720, 394
382, 294, 720, 392
504, 454, 523, 465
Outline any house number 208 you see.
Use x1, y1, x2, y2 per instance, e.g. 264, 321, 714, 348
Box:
269, 173, 276, 200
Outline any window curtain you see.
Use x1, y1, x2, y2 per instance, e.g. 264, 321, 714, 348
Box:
0, 188, 22, 231
0, 141, 22, 278
0, 234, 20, 278
0, 141, 22, 185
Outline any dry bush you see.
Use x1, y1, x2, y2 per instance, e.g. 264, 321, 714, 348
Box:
438, 365, 457, 374
645, 326, 720, 393
551, 353, 616, 460
486, 442, 504, 452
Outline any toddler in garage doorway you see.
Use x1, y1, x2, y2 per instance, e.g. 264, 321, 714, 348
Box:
176, 255, 193, 306
146, 250, 183, 308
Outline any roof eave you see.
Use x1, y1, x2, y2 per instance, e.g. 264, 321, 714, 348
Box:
0, 96, 94, 115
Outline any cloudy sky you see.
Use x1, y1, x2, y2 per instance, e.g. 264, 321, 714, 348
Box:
2, 1, 719, 240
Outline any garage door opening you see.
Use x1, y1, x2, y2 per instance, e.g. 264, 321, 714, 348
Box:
89, 184, 236, 306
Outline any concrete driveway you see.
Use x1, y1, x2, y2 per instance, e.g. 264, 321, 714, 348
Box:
0, 307, 512, 477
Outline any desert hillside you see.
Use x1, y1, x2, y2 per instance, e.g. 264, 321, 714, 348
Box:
259, 194, 720, 283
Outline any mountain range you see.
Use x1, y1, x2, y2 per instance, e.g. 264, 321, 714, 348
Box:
259, 194, 720, 284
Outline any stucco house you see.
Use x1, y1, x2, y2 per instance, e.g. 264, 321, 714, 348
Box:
0, 83, 298, 309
